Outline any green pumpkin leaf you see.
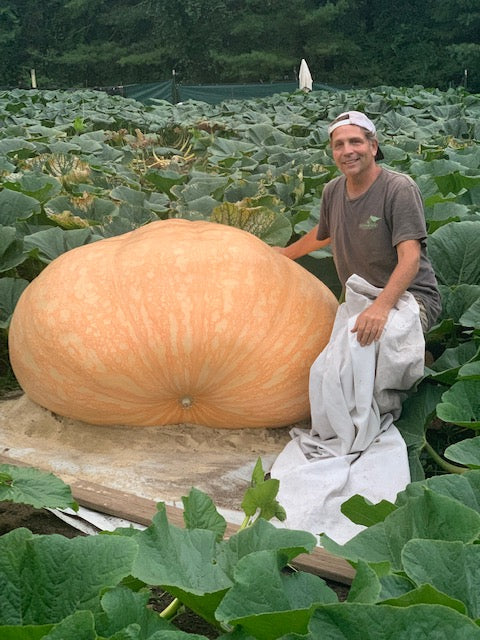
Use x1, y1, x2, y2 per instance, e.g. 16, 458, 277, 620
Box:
0, 464, 78, 510
436, 380, 480, 428
0, 189, 41, 225
0, 529, 137, 625
445, 437, 480, 468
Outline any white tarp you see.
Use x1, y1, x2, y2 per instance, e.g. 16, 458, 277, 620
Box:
299, 59, 313, 92
270, 274, 425, 544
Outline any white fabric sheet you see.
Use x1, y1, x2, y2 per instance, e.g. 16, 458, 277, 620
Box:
270, 274, 425, 544
298, 59, 313, 92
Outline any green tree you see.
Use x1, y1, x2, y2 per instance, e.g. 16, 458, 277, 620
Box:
46, 0, 161, 86
144, 0, 231, 83
0, 0, 477, 91
301, 0, 373, 86
212, 0, 308, 82
0, 5, 21, 86
0, 0, 66, 88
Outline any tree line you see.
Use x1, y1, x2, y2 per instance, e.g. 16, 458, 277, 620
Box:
0, 0, 478, 92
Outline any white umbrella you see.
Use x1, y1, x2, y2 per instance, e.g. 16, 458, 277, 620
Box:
298, 59, 312, 92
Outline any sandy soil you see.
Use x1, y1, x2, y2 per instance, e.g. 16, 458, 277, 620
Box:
0, 392, 302, 516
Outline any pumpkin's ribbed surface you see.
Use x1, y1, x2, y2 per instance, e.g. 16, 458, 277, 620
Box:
9, 219, 338, 428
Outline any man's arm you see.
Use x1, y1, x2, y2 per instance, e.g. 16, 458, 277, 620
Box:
275, 225, 331, 259
351, 239, 421, 346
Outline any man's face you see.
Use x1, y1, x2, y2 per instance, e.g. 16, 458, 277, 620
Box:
330, 124, 378, 179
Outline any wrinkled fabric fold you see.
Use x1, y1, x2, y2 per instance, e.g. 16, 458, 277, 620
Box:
270, 274, 425, 544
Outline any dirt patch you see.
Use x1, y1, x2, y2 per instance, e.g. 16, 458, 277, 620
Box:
0, 393, 297, 518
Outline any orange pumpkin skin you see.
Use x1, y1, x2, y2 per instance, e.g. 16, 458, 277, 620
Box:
9, 219, 338, 428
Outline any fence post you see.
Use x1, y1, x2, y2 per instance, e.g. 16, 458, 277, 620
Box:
172, 69, 181, 104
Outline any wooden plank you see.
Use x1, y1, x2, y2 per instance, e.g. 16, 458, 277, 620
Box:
0, 452, 355, 583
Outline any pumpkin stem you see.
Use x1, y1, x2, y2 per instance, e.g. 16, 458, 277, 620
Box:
180, 396, 193, 408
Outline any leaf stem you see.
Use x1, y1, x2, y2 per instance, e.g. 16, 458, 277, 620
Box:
424, 439, 467, 474
159, 596, 182, 620
158, 509, 255, 621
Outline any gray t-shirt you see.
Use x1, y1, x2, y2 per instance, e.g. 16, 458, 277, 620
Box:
317, 167, 441, 328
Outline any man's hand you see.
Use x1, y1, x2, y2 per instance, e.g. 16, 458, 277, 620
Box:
270, 226, 331, 261
351, 239, 422, 346
351, 301, 390, 346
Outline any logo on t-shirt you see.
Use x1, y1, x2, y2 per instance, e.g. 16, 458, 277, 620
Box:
359, 215, 380, 230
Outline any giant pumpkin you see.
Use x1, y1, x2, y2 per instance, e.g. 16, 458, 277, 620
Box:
9, 219, 338, 428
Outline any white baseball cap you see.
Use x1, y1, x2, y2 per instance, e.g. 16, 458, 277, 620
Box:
328, 111, 384, 160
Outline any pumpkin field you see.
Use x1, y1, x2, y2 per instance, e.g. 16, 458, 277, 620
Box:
0, 85, 480, 638
1, 85, 479, 470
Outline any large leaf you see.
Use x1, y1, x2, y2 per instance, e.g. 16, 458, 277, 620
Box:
182, 487, 227, 542
3, 173, 63, 203
0, 611, 96, 640
181, 194, 220, 217
428, 221, 480, 286
215, 550, 337, 640
243, 123, 295, 147
0, 464, 78, 510
381, 582, 467, 613
144, 168, 189, 196
210, 198, 291, 246
381, 111, 420, 135
345, 559, 382, 604
459, 360, 480, 380
426, 201, 475, 227
0, 528, 137, 625
445, 437, 480, 468
220, 518, 316, 569
402, 539, 480, 618
425, 341, 480, 385
23, 227, 97, 263
438, 284, 480, 324
398, 470, 480, 514
321, 490, 480, 572
340, 496, 397, 528
394, 381, 445, 481
435, 172, 480, 199
207, 136, 257, 161
0, 226, 26, 272
0, 277, 29, 328
460, 297, 480, 328
95, 586, 174, 637
132, 500, 316, 627
0, 188, 41, 225
0, 137, 36, 156
436, 379, 480, 427
131, 503, 232, 626
306, 603, 480, 639
110, 185, 147, 206
45, 194, 118, 226
173, 175, 228, 202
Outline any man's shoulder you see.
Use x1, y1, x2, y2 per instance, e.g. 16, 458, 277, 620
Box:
324, 174, 345, 195
379, 167, 418, 189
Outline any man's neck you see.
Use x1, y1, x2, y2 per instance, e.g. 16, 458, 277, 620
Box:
346, 165, 382, 199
